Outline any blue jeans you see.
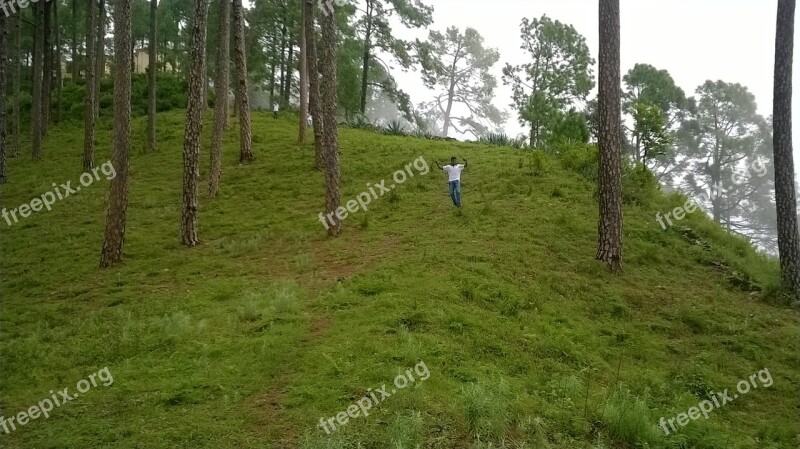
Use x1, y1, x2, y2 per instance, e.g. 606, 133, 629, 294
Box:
448, 180, 462, 207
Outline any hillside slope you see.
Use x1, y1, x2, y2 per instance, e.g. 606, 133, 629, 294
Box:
1, 111, 798, 449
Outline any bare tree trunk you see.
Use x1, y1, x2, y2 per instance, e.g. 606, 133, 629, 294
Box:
269, 29, 277, 109
71, 0, 78, 81
596, 0, 623, 273
208, 0, 230, 197
42, 0, 52, 136
100, 0, 132, 267
11, 16, 21, 157
284, 30, 293, 103
83, 0, 96, 170
774, 0, 800, 300
181, 0, 209, 246
359, 1, 373, 115
232, 0, 253, 162
147, 0, 157, 153
31, 2, 44, 160
297, 2, 308, 144
278, 4, 287, 106
304, 0, 323, 169
0, 15, 7, 184
320, 5, 341, 236
55, 0, 63, 123
95, 0, 105, 119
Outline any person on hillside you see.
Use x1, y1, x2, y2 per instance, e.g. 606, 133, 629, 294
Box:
273, 102, 279, 119
434, 156, 468, 208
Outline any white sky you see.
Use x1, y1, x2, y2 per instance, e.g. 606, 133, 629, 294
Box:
389, 0, 800, 162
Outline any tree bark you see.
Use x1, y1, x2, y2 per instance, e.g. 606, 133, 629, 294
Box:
232, 0, 253, 162
304, 0, 323, 169
284, 28, 293, 103
774, 0, 800, 299
11, 16, 20, 157
147, 0, 157, 153
100, 0, 132, 267
71, 0, 78, 81
83, 0, 96, 170
31, 2, 45, 160
95, 0, 105, 119
297, 2, 308, 144
181, 0, 209, 246
0, 15, 7, 184
359, 3, 372, 115
596, 0, 623, 273
42, 0, 51, 136
320, 6, 341, 236
55, 0, 63, 123
208, 0, 230, 197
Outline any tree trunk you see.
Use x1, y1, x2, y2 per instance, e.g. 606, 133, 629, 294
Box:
284, 31, 293, 103
0, 15, 7, 184
297, 3, 308, 144
278, 5, 287, 106
596, 0, 623, 273
83, 0, 96, 170
232, 0, 253, 162
95, 0, 105, 119
208, 0, 230, 197
100, 0, 132, 267
304, 0, 323, 169
11, 16, 21, 157
147, 0, 157, 153
55, 0, 63, 123
42, 0, 51, 136
359, 1, 372, 115
71, 0, 78, 81
320, 6, 341, 236
774, 0, 800, 299
269, 30, 277, 109
31, 2, 45, 160
181, 0, 209, 246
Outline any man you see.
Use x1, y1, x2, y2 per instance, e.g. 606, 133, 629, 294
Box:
434, 156, 468, 207
273, 102, 279, 119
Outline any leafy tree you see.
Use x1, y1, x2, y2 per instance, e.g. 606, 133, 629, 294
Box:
622, 64, 692, 180
632, 101, 671, 167
549, 108, 590, 145
416, 26, 505, 137
353, 0, 433, 115
682, 80, 768, 224
502, 15, 594, 148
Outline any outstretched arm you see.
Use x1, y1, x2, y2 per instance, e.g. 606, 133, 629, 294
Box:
462, 157, 468, 169
434, 160, 442, 170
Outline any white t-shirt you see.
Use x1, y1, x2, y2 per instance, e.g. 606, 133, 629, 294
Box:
273, 103, 279, 112
443, 164, 464, 182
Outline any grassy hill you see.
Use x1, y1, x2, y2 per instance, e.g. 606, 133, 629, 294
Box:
1, 110, 798, 449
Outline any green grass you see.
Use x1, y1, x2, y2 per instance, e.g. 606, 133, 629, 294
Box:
1, 110, 798, 448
